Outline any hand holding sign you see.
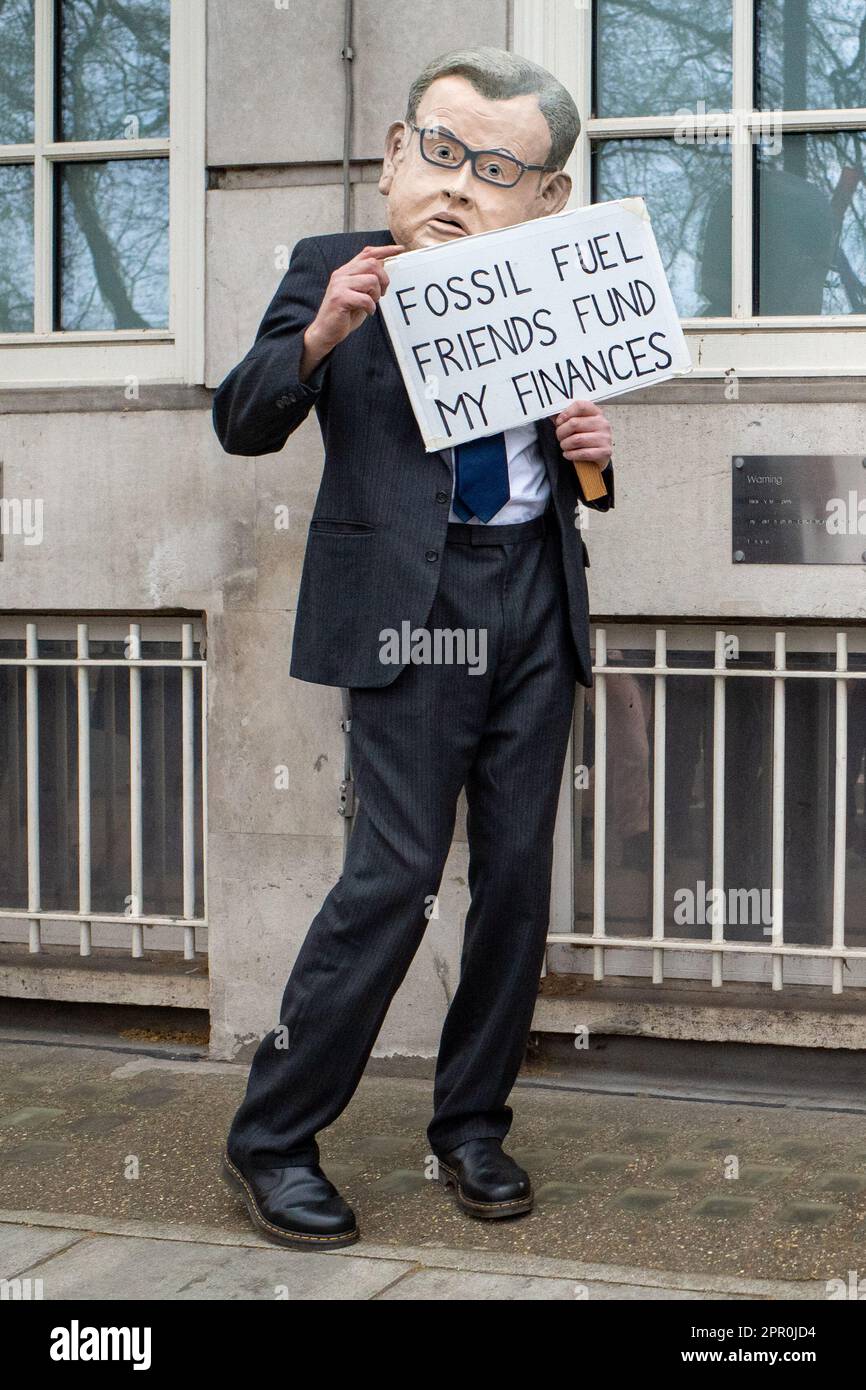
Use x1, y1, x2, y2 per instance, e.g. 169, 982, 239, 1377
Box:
301, 243, 406, 381
379, 197, 690, 498
555, 400, 613, 501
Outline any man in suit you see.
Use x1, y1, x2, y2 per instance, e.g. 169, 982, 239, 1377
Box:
213, 46, 614, 1250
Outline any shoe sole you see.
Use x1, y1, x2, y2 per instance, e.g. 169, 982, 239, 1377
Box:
221, 1151, 360, 1251
437, 1160, 534, 1220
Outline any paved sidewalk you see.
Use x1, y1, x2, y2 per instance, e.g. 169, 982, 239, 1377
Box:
1, 1035, 864, 1298
0, 1213, 828, 1301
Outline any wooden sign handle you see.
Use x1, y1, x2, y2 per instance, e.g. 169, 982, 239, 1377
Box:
574, 458, 608, 503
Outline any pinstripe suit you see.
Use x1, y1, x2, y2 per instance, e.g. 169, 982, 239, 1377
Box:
213, 229, 615, 1168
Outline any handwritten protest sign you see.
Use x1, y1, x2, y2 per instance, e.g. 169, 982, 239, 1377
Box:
379, 198, 692, 470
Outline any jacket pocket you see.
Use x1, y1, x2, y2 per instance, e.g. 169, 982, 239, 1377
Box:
309, 518, 375, 536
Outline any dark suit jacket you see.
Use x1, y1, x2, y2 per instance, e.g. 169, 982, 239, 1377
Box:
212, 228, 615, 690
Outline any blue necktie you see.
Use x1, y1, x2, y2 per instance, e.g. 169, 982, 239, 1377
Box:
452, 433, 510, 523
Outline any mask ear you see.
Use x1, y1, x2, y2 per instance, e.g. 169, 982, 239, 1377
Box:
380, 120, 409, 194
540, 170, 572, 215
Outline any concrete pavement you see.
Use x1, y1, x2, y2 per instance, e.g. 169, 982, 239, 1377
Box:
0, 1213, 829, 1300
1, 1032, 864, 1299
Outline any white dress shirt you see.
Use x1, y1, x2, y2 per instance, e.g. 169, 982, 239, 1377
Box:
447, 422, 550, 524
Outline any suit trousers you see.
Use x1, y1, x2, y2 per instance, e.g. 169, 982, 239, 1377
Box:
226, 507, 579, 1170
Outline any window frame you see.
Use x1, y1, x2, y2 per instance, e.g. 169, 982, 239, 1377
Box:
0, 0, 205, 388
514, 0, 866, 379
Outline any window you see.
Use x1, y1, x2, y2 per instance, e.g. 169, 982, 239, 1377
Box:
0, 0, 204, 387
515, 0, 866, 377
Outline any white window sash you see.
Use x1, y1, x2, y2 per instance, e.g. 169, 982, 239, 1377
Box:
0, 0, 205, 387
513, 0, 866, 378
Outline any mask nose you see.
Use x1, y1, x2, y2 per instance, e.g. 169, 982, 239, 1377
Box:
442, 159, 475, 203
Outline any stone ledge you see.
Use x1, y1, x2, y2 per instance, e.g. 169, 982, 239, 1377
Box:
534, 973, 866, 1048
0, 942, 209, 1010
0, 385, 213, 415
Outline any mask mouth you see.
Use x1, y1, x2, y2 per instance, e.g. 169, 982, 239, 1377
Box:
428, 212, 468, 234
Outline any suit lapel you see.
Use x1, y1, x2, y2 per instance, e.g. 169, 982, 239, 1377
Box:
376, 312, 400, 371
372, 228, 400, 370
369, 232, 453, 477
536, 414, 565, 491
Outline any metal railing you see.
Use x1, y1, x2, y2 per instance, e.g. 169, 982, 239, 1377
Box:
0, 618, 207, 960
549, 625, 866, 995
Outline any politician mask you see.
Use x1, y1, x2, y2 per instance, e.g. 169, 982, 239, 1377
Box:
379, 56, 576, 252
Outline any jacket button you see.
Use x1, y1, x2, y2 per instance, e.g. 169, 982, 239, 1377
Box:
435, 491, 449, 504
425, 549, 439, 563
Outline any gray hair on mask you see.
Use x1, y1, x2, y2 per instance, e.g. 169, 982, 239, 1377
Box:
406, 46, 581, 172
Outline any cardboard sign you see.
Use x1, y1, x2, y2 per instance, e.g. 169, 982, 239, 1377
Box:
379, 197, 692, 454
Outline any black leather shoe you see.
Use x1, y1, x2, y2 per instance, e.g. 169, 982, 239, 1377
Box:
222, 1149, 359, 1250
434, 1137, 533, 1220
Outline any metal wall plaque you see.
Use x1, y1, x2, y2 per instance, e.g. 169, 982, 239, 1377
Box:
732, 455, 866, 564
